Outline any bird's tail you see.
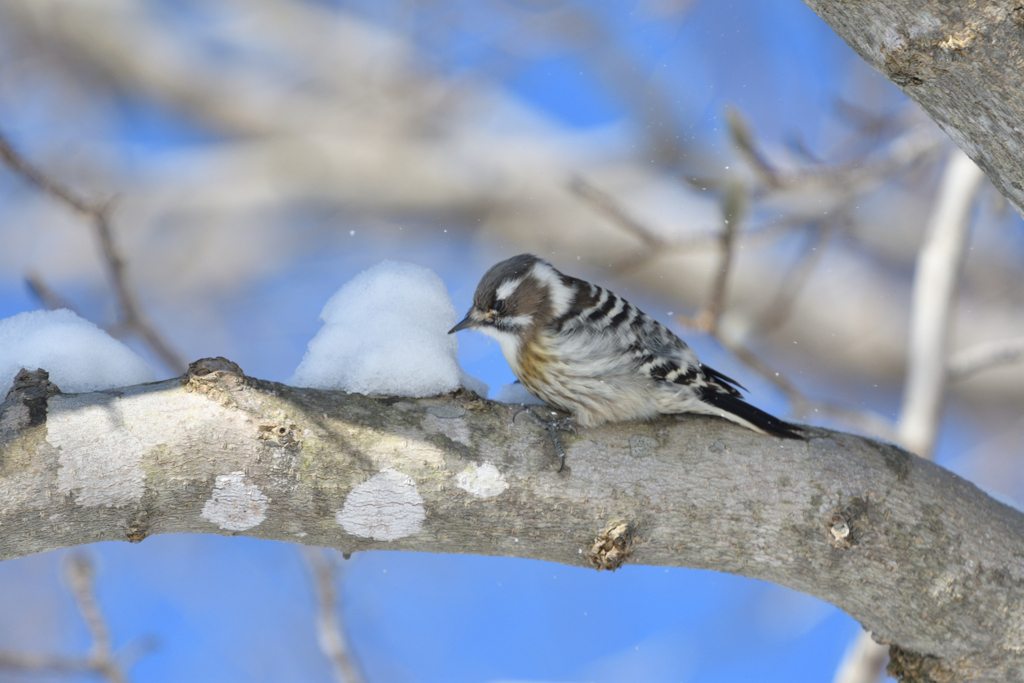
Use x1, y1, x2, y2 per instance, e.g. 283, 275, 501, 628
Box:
697, 388, 804, 439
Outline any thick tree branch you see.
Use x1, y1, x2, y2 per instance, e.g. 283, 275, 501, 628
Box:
801, 0, 1024, 218
0, 359, 1022, 680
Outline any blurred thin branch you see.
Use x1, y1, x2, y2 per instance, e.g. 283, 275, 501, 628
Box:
833, 634, 889, 683
25, 271, 80, 314
0, 128, 187, 374
726, 107, 780, 188
725, 106, 941, 200
65, 555, 129, 683
0, 555, 153, 683
755, 219, 837, 336
897, 148, 985, 458
678, 180, 744, 334
303, 547, 364, 683
948, 337, 1024, 381
569, 176, 718, 273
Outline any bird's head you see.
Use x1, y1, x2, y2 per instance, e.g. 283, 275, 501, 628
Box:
449, 254, 555, 339
454, 250, 581, 339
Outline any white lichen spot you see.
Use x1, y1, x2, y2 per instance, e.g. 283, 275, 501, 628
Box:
337, 469, 425, 541
456, 462, 508, 499
201, 472, 269, 531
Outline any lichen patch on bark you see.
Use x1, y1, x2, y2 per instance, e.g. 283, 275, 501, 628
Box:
336, 469, 425, 541
201, 471, 269, 531
456, 462, 508, 499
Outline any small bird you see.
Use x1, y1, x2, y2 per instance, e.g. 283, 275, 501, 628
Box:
449, 254, 801, 467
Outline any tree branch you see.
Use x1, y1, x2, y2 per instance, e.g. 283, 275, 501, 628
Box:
800, 0, 1024, 218
0, 358, 1022, 680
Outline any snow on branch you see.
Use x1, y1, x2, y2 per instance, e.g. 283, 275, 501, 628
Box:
1, 358, 1023, 681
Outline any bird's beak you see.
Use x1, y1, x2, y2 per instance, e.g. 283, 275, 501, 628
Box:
449, 311, 476, 334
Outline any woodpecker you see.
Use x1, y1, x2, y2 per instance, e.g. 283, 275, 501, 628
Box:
449, 254, 802, 468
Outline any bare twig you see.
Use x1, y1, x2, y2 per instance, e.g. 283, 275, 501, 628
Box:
0, 652, 102, 674
303, 547, 364, 683
948, 337, 1024, 381
569, 176, 720, 274
678, 180, 744, 333
726, 106, 941, 199
897, 148, 986, 458
66, 555, 130, 683
569, 175, 669, 252
756, 218, 837, 335
25, 271, 80, 314
726, 107, 780, 187
0, 128, 187, 373
833, 633, 889, 683
0, 555, 144, 683
0, 133, 95, 213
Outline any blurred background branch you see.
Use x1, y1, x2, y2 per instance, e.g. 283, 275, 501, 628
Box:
0, 555, 151, 683
304, 548, 365, 683
0, 128, 187, 373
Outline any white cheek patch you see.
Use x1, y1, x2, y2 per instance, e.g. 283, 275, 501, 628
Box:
503, 314, 533, 329
531, 262, 572, 318
496, 278, 522, 301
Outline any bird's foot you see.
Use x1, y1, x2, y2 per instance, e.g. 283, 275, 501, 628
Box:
513, 407, 576, 472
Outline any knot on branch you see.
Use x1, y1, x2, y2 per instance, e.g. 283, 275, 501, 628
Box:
826, 498, 867, 550
258, 421, 300, 447
4, 368, 61, 429
887, 644, 953, 683
880, 22, 981, 88
586, 521, 634, 571
6, 368, 61, 401
185, 357, 247, 405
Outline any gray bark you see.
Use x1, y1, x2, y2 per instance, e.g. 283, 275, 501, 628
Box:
802, 0, 1024, 217
0, 359, 1022, 681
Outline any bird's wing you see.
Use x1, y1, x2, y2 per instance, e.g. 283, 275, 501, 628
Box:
626, 318, 744, 397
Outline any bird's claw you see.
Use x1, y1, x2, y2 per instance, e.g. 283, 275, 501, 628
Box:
512, 406, 575, 472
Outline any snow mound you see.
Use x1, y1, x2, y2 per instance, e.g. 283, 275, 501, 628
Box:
289, 261, 486, 397
0, 309, 156, 394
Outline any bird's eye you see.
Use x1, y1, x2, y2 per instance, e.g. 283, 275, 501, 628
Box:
493, 299, 508, 316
